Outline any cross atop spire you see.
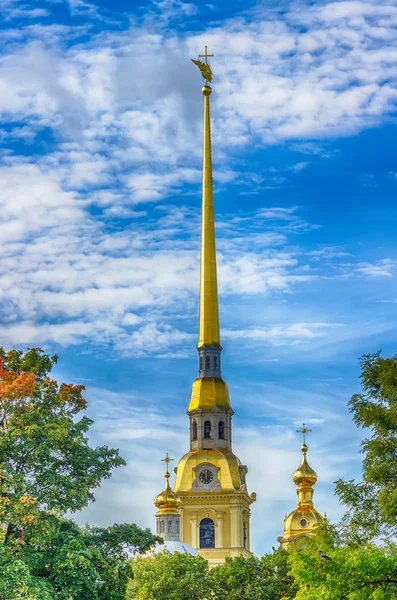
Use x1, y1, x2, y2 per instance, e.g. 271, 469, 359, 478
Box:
199, 45, 214, 64
192, 45, 214, 84
296, 423, 312, 445
161, 453, 174, 477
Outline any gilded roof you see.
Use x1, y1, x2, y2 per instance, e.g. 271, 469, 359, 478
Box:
174, 448, 242, 493
188, 377, 231, 412
154, 475, 181, 515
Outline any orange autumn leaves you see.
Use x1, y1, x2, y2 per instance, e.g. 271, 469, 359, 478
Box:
0, 357, 87, 543
0, 357, 36, 405
0, 357, 87, 423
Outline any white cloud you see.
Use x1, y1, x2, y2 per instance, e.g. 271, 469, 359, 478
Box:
0, 0, 396, 358
223, 322, 334, 345
0, 0, 397, 205
356, 259, 397, 277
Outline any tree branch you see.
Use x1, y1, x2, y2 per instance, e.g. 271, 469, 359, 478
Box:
341, 577, 397, 598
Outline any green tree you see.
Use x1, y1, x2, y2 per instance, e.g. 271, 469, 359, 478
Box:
261, 549, 299, 599
210, 555, 268, 600
289, 525, 397, 599
210, 551, 297, 600
0, 347, 160, 599
20, 518, 159, 600
127, 551, 210, 600
335, 351, 397, 542
289, 351, 397, 599
0, 346, 125, 545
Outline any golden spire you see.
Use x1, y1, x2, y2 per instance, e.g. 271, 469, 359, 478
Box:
154, 453, 181, 515
192, 47, 220, 349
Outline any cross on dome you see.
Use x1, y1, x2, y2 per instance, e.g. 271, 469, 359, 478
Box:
296, 423, 312, 446
161, 453, 174, 477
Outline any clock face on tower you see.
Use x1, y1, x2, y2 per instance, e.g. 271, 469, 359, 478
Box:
199, 469, 214, 484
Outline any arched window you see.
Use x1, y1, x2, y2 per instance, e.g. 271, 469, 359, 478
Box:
199, 356, 203, 371
168, 520, 172, 534
192, 420, 198, 441
214, 356, 218, 370
243, 522, 247, 548
200, 518, 215, 548
205, 356, 211, 370
160, 520, 165, 534
218, 421, 225, 439
204, 420, 211, 439
176, 520, 179, 534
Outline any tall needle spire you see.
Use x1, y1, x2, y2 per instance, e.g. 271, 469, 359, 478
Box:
199, 81, 220, 349
192, 47, 220, 352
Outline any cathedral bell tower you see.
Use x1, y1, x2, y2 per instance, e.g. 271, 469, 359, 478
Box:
173, 47, 256, 567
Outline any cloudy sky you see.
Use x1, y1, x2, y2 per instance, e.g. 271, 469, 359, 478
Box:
1, 0, 397, 555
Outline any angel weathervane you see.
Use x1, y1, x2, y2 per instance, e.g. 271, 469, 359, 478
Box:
192, 45, 214, 83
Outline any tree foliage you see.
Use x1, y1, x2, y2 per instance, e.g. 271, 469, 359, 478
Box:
127, 551, 210, 600
0, 347, 159, 599
210, 551, 297, 600
335, 351, 397, 541
0, 346, 125, 547
288, 351, 397, 599
127, 549, 298, 600
289, 525, 397, 600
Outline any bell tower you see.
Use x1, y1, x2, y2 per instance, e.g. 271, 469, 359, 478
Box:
173, 47, 256, 567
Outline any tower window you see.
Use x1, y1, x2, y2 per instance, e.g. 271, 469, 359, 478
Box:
199, 356, 203, 371
205, 356, 211, 369
199, 518, 215, 549
218, 421, 225, 439
214, 356, 218, 370
168, 520, 173, 534
204, 420, 211, 438
192, 420, 198, 441
243, 521, 247, 548
160, 520, 165, 534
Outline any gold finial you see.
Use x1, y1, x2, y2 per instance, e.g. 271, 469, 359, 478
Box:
296, 423, 312, 449
192, 45, 214, 84
161, 453, 173, 478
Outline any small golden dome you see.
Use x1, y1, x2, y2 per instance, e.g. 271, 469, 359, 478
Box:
154, 471, 181, 515
293, 444, 318, 487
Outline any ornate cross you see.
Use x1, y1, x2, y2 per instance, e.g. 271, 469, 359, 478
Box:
161, 452, 173, 475
199, 45, 214, 65
296, 423, 312, 445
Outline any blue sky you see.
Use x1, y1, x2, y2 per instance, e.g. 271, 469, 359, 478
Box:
1, 0, 397, 555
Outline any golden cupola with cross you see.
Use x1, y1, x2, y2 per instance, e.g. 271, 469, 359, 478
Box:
278, 425, 324, 548
173, 47, 256, 567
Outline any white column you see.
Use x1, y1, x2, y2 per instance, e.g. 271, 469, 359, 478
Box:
190, 512, 198, 548
230, 506, 242, 547
180, 507, 185, 541
215, 512, 225, 548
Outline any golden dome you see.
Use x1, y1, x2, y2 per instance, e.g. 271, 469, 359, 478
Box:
154, 463, 181, 516
174, 448, 242, 493
293, 444, 318, 487
278, 430, 324, 549
283, 506, 323, 532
